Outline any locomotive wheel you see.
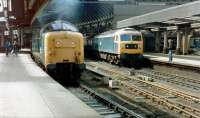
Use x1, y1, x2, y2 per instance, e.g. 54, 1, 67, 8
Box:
106, 55, 111, 62
114, 58, 120, 65
116, 59, 120, 65
110, 56, 114, 63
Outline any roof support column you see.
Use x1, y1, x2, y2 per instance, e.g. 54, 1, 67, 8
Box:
1, 35, 4, 48
10, 29, 13, 42
155, 31, 161, 52
19, 28, 23, 49
163, 31, 168, 54
187, 30, 194, 54
176, 30, 181, 54
182, 28, 189, 55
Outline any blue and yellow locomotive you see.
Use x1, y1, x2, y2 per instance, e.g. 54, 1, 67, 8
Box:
32, 20, 85, 83
86, 28, 144, 67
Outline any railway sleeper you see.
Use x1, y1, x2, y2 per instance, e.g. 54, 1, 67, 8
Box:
164, 101, 200, 118
124, 71, 200, 105
121, 82, 200, 117
87, 62, 200, 117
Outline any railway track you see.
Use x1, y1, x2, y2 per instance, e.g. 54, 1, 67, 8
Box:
135, 69, 200, 90
151, 60, 200, 73
68, 85, 144, 118
85, 61, 200, 118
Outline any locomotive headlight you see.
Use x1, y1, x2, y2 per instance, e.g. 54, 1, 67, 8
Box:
56, 40, 62, 47
48, 49, 55, 56
48, 50, 53, 56
56, 41, 60, 45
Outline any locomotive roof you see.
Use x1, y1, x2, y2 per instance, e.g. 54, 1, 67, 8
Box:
95, 28, 141, 38
41, 20, 78, 34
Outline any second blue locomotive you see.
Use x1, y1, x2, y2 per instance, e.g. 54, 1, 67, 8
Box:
85, 28, 144, 67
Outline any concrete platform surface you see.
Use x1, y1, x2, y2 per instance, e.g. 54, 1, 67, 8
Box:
0, 53, 101, 118
144, 53, 200, 68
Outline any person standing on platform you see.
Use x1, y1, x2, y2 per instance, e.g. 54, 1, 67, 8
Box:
12, 40, 18, 56
168, 39, 173, 63
4, 39, 11, 56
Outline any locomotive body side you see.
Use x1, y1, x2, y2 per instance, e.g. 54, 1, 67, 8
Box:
93, 33, 119, 60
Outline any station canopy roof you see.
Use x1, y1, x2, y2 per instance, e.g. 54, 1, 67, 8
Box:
117, 0, 200, 30
32, 0, 113, 27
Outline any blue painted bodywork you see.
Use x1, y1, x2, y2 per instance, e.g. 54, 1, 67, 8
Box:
31, 30, 45, 65
39, 34, 45, 64
93, 36, 118, 54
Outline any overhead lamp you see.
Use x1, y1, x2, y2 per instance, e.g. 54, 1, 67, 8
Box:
191, 23, 200, 28
151, 27, 159, 32
9, 16, 16, 20
167, 26, 177, 30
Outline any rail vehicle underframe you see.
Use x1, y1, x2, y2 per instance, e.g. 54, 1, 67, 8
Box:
32, 53, 85, 83
46, 63, 85, 83
97, 51, 144, 67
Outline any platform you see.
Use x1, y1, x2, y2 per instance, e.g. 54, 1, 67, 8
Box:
0, 53, 101, 118
144, 53, 200, 68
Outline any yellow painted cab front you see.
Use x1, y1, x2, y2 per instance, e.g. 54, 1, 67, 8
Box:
119, 33, 143, 55
44, 31, 84, 68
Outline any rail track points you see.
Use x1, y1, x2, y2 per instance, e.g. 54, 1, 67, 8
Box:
86, 61, 200, 118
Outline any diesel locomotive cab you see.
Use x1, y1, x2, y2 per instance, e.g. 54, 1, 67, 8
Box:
32, 20, 85, 82
119, 32, 143, 66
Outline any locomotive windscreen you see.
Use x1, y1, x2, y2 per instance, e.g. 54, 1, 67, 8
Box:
41, 20, 78, 34
120, 34, 141, 41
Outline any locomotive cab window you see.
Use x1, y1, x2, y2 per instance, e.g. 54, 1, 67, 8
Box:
120, 34, 141, 41
132, 35, 141, 41
120, 34, 131, 41
41, 20, 78, 34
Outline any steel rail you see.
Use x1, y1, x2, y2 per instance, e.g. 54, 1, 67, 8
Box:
151, 60, 200, 73
69, 84, 144, 118
86, 62, 200, 118
80, 85, 144, 118
135, 70, 200, 90
87, 62, 200, 103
